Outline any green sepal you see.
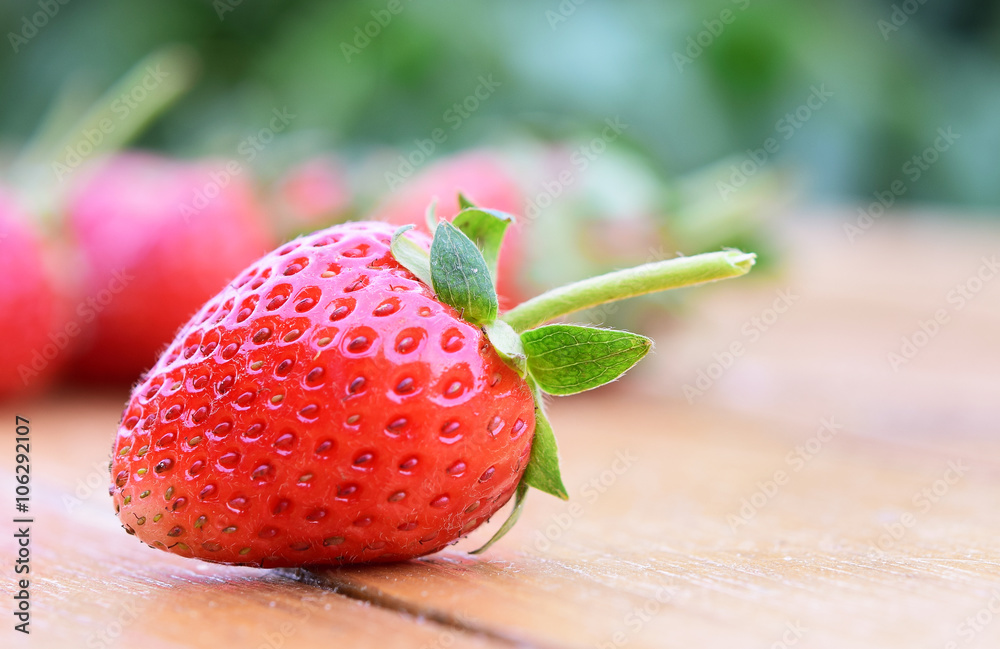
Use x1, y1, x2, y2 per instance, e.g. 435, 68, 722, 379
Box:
450, 207, 515, 285
390, 225, 432, 286
469, 481, 528, 555
429, 221, 498, 326
521, 324, 652, 396
484, 320, 527, 377
522, 384, 569, 500
425, 200, 439, 234
457, 192, 476, 210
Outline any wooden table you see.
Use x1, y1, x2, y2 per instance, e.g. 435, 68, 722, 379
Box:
3, 212, 1000, 648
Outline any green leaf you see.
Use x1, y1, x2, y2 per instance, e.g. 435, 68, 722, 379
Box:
425, 200, 438, 234
484, 320, 526, 376
522, 388, 568, 500
429, 222, 498, 326
469, 481, 528, 555
390, 225, 432, 287
457, 192, 476, 210
450, 207, 515, 284
521, 325, 652, 396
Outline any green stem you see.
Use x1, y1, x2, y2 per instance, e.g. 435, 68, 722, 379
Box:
45, 45, 198, 170
502, 250, 755, 332
9, 45, 198, 222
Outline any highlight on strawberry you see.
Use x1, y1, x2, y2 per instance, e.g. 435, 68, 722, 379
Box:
109, 200, 755, 566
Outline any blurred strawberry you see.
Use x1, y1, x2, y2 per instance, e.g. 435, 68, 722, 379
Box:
370, 150, 530, 309
0, 190, 66, 398
66, 152, 275, 383
271, 156, 352, 236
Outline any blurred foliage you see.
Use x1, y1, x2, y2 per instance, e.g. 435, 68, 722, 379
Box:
1, 0, 999, 208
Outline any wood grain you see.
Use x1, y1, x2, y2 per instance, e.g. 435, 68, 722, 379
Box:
3, 213, 999, 648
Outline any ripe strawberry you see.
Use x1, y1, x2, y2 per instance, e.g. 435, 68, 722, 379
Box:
111, 222, 535, 565
372, 150, 529, 309
0, 189, 66, 398
67, 152, 275, 383
270, 156, 352, 236
111, 207, 756, 566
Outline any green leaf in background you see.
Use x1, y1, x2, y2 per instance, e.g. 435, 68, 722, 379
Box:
522, 390, 568, 500
521, 324, 652, 395
450, 207, 515, 284
429, 221, 498, 326
469, 481, 528, 555
425, 200, 438, 234
390, 225, 432, 286
484, 319, 526, 376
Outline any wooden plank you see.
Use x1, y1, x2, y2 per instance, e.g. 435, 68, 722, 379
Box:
3, 214, 998, 648
644, 214, 1000, 451
0, 399, 510, 649
313, 399, 1000, 649
304, 215, 1000, 648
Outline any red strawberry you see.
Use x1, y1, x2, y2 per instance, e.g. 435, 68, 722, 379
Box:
372, 150, 529, 309
110, 209, 755, 566
0, 189, 66, 398
111, 222, 535, 565
270, 156, 352, 235
67, 152, 275, 383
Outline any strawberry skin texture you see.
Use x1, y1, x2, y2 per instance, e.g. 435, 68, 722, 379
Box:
111, 222, 535, 566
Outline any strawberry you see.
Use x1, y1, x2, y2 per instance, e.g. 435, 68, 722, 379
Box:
67, 152, 275, 383
371, 150, 529, 309
0, 189, 66, 398
270, 156, 352, 236
111, 206, 756, 566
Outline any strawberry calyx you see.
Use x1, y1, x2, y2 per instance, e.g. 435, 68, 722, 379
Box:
390, 198, 756, 550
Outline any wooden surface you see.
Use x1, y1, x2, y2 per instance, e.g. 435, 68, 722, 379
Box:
3, 212, 1000, 648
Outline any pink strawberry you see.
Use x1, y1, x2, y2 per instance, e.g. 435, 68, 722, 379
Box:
371, 150, 529, 309
0, 190, 66, 398
67, 152, 275, 383
110, 208, 755, 566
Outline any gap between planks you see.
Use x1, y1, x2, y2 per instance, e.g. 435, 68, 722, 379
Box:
284, 567, 563, 649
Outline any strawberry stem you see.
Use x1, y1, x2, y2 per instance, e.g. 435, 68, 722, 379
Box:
502, 250, 756, 332
9, 45, 197, 220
